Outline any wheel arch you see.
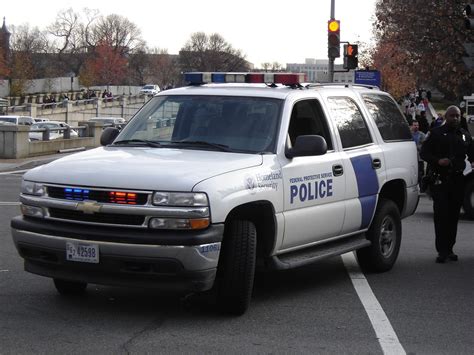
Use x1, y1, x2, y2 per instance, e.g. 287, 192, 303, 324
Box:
379, 179, 406, 215
224, 200, 277, 258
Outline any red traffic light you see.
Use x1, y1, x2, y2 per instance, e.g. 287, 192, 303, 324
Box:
343, 44, 359, 70
345, 44, 358, 57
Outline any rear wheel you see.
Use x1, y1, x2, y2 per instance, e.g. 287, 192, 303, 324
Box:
356, 198, 401, 272
215, 220, 257, 315
53, 279, 87, 296
463, 179, 474, 220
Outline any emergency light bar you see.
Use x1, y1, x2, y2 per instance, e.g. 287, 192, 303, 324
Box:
184, 72, 306, 86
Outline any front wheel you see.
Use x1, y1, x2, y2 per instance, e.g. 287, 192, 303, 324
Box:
356, 198, 401, 272
463, 179, 474, 220
53, 279, 87, 296
215, 220, 257, 315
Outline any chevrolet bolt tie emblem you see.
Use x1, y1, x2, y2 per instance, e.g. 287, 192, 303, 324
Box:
76, 201, 102, 214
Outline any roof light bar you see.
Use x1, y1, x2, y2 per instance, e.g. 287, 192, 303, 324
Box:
184, 72, 306, 86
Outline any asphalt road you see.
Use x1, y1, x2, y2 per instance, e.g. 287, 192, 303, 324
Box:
0, 172, 473, 354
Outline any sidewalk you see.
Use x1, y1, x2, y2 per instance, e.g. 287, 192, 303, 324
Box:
0, 152, 73, 173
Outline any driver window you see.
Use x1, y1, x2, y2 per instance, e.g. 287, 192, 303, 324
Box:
288, 100, 333, 150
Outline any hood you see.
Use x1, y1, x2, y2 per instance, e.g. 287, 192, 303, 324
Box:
25, 147, 263, 191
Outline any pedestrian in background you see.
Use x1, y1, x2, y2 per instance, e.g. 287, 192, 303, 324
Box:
417, 110, 429, 133
430, 112, 444, 130
411, 120, 426, 185
420, 106, 474, 263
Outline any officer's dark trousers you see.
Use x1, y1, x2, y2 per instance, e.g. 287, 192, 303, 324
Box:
431, 174, 465, 256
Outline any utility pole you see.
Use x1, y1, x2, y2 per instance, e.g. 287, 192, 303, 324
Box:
328, 0, 336, 82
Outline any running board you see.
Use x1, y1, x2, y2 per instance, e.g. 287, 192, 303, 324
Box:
267, 234, 371, 270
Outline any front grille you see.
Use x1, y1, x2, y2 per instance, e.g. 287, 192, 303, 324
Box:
48, 208, 145, 226
47, 186, 148, 205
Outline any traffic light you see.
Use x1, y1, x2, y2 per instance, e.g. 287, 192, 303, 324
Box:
343, 44, 358, 70
466, 4, 474, 29
328, 19, 340, 58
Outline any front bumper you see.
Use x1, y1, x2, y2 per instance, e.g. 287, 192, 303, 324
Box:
11, 217, 223, 292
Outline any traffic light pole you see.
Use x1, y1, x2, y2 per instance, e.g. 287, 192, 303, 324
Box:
328, 0, 335, 82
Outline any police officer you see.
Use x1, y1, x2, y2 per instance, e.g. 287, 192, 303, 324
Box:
420, 105, 474, 263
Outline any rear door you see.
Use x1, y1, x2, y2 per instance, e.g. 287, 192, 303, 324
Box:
323, 94, 386, 234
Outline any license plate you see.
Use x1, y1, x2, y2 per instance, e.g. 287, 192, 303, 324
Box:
66, 242, 99, 263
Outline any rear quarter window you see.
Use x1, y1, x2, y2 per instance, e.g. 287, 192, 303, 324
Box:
362, 94, 412, 141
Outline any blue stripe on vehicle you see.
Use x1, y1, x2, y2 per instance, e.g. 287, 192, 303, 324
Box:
359, 195, 378, 229
350, 154, 379, 229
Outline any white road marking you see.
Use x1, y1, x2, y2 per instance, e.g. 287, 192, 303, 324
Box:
342, 252, 406, 355
0, 202, 21, 206
0, 169, 29, 175
0, 270, 9, 272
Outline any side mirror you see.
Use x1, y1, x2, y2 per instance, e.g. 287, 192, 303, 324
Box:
285, 135, 327, 159
100, 127, 120, 146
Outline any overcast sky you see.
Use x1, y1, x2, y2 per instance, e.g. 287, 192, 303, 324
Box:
2, 0, 377, 66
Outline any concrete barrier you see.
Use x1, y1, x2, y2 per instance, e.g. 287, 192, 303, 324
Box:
0, 122, 104, 159
2, 94, 148, 126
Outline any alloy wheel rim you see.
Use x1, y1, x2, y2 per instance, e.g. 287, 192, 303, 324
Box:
379, 216, 396, 257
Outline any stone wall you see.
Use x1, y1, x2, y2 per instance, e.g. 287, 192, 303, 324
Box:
0, 77, 142, 98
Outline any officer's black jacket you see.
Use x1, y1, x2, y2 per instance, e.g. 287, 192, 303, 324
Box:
420, 124, 474, 176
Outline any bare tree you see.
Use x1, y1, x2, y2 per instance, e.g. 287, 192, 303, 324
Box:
148, 48, 180, 88
10, 24, 49, 53
179, 32, 249, 72
89, 14, 145, 55
9, 24, 49, 94
261, 62, 271, 71
47, 8, 103, 76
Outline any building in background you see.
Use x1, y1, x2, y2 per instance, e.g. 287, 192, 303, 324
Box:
0, 17, 11, 65
286, 58, 355, 84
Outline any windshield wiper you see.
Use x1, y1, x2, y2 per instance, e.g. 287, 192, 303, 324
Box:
171, 140, 233, 152
112, 139, 162, 148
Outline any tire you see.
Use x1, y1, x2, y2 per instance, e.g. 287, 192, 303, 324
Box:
356, 198, 401, 272
215, 220, 257, 315
462, 179, 474, 220
53, 279, 87, 296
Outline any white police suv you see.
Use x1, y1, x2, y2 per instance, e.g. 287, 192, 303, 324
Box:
12, 72, 419, 315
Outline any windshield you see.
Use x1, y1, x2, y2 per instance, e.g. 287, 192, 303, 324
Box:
0, 117, 16, 123
116, 95, 283, 153
142, 86, 155, 90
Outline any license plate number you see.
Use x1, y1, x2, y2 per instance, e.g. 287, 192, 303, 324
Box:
66, 242, 99, 263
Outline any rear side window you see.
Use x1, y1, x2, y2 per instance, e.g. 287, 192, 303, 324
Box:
362, 94, 412, 141
327, 97, 372, 149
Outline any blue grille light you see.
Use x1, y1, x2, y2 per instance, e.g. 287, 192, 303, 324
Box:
64, 187, 90, 201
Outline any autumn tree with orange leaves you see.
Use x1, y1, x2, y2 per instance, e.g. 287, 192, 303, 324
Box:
371, 42, 416, 99
372, 0, 473, 100
80, 42, 128, 86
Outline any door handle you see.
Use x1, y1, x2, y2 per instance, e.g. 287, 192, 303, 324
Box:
372, 158, 382, 169
332, 164, 344, 176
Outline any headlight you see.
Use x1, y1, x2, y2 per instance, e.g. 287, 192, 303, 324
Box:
21, 180, 45, 196
21, 204, 45, 218
152, 192, 208, 206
